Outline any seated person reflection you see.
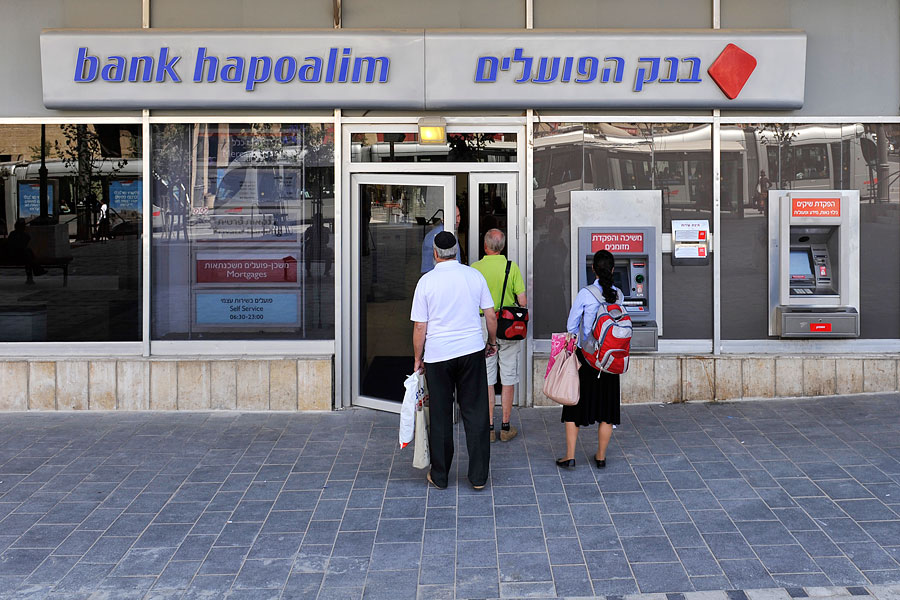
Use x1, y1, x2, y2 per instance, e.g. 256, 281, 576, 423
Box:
5, 219, 47, 284
421, 205, 461, 273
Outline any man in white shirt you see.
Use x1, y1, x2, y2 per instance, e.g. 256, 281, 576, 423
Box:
411, 231, 498, 490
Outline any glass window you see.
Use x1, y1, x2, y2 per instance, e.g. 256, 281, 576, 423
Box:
532, 122, 582, 339
151, 0, 333, 28
535, 0, 710, 28
342, 0, 525, 28
721, 123, 900, 340
532, 122, 713, 340
0, 123, 142, 342
151, 123, 334, 341
351, 132, 516, 163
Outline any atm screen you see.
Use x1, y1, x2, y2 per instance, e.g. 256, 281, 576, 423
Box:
790, 249, 814, 277
585, 257, 629, 293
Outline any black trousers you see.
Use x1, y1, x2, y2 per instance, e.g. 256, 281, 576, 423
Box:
425, 349, 490, 488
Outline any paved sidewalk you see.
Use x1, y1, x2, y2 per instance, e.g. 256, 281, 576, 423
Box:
0, 395, 899, 599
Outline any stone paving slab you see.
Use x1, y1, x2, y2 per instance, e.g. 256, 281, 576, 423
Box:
0, 395, 898, 599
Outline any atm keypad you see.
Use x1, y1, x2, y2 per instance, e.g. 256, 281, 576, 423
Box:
791, 288, 814, 295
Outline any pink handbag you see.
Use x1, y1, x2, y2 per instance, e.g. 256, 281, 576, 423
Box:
542, 346, 580, 406
546, 333, 576, 377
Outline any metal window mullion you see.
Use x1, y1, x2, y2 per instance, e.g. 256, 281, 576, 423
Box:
713, 111, 721, 355
334, 108, 344, 408
713, 0, 720, 29
525, 108, 535, 406
142, 109, 151, 356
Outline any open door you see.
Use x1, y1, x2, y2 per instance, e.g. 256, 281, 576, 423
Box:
350, 174, 456, 412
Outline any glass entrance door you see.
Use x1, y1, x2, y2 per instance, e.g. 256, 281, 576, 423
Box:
467, 173, 518, 263
466, 173, 521, 406
351, 174, 456, 412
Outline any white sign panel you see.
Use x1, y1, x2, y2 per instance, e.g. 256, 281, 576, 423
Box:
41, 29, 806, 110
672, 220, 710, 242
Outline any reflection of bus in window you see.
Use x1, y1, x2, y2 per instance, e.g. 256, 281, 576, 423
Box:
1, 159, 142, 237
535, 123, 896, 218
207, 148, 324, 237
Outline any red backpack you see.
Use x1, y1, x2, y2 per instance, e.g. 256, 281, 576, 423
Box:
581, 286, 632, 375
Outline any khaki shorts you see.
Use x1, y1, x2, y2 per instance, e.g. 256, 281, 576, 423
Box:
482, 319, 521, 386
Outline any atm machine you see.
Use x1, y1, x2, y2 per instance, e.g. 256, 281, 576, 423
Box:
570, 191, 662, 351
768, 190, 860, 337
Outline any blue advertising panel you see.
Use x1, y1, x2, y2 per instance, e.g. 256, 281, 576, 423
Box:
196, 292, 298, 325
17, 182, 55, 218
109, 179, 142, 212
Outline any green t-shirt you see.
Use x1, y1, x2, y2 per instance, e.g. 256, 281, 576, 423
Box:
471, 254, 525, 310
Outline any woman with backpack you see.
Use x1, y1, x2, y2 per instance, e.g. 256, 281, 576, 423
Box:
557, 249, 623, 469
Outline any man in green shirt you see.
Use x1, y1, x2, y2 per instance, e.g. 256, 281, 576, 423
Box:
471, 229, 527, 442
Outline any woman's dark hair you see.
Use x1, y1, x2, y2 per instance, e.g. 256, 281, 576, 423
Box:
592, 250, 618, 303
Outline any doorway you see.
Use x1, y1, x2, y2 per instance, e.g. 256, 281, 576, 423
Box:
349, 172, 520, 412
351, 174, 456, 412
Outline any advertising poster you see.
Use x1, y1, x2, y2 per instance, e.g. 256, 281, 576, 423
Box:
196, 292, 299, 325
17, 182, 55, 218
109, 179, 142, 212
196, 252, 299, 284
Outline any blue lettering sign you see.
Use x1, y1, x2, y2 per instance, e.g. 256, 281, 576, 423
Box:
196, 293, 299, 325
186, 48, 387, 87
472, 51, 701, 90
109, 179, 142, 212
75, 47, 181, 83
74, 47, 99, 82
17, 182, 55, 218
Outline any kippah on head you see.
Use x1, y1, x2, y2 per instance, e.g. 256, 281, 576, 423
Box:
434, 231, 457, 250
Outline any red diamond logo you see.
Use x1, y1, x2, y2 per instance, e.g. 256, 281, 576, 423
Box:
708, 43, 757, 100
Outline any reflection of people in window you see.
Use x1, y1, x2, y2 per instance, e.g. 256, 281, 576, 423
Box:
304, 212, 331, 278
755, 170, 770, 209
7, 219, 47, 284
97, 201, 110, 242
544, 187, 557, 210
534, 217, 569, 335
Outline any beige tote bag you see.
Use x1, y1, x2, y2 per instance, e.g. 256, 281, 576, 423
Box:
412, 406, 431, 470
542, 347, 580, 406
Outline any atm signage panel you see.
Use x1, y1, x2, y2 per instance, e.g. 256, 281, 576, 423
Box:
791, 198, 841, 218
591, 232, 644, 253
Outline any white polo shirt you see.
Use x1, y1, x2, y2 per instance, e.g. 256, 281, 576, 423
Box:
410, 260, 494, 363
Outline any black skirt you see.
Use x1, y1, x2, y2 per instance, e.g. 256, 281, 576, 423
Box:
560, 348, 621, 427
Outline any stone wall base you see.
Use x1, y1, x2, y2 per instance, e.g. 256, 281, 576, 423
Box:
533, 354, 900, 406
0, 357, 333, 411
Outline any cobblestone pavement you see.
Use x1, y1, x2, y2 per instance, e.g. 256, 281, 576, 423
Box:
0, 395, 899, 599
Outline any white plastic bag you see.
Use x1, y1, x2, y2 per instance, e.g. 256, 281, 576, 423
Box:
399, 371, 421, 448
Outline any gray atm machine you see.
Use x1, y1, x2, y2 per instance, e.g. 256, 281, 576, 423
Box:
571, 191, 662, 351
768, 190, 860, 337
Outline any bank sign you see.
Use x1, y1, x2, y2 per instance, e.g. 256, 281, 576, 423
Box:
41, 30, 806, 109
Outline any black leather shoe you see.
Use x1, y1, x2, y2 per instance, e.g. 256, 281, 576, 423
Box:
595, 458, 606, 469
556, 458, 575, 468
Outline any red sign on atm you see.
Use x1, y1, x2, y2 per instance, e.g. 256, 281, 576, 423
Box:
591, 232, 644, 253
792, 198, 840, 218
810, 323, 832, 333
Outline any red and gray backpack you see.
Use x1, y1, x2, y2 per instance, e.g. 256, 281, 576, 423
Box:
581, 286, 632, 375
